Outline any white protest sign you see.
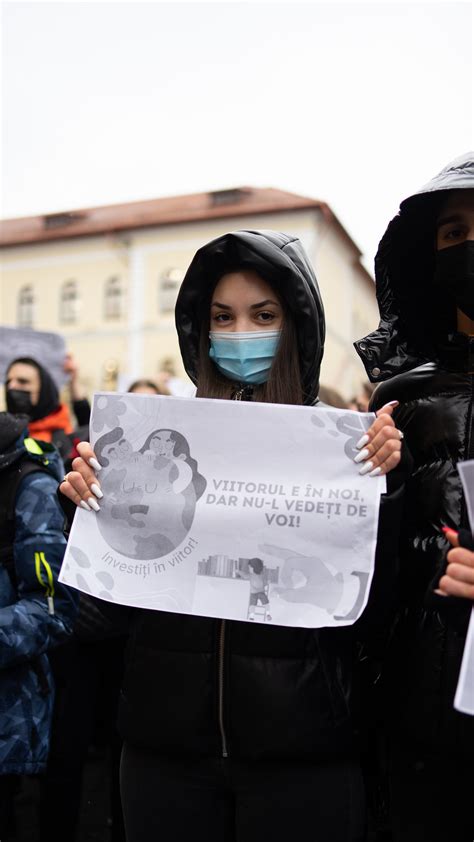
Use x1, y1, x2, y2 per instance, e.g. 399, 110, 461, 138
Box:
59, 393, 386, 628
0, 326, 67, 389
454, 460, 474, 716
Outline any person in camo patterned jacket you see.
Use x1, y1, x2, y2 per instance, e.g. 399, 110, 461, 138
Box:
0, 412, 78, 839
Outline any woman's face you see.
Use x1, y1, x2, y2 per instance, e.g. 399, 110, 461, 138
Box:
436, 189, 474, 251
102, 437, 132, 462
6, 362, 41, 405
210, 270, 283, 333
150, 431, 175, 456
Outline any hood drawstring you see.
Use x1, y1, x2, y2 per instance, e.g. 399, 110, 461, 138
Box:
35, 551, 55, 616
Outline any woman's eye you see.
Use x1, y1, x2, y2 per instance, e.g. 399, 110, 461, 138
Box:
443, 226, 466, 241
257, 311, 276, 321
214, 313, 231, 322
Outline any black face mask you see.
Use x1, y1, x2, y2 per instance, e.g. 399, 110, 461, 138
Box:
433, 240, 474, 321
6, 389, 34, 418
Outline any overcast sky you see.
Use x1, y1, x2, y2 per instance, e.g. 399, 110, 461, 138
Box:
2, 0, 472, 268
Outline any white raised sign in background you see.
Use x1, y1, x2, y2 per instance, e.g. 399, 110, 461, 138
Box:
0, 326, 67, 389
60, 393, 386, 629
454, 460, 474, 716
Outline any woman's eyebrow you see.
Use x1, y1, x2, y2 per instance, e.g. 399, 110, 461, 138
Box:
436, 213, 464, 228
211, 299, 280, 309
249, 299, 280, 309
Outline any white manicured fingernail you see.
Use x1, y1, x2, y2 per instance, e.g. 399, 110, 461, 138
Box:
356, 434, 370, 449
359, 461, 374, 475
89, 458, 102, 472
354, 448, 370, 463
88, 497, 101, 512
80, 500, 92, 511
386, 400, 399, 406
369, 466, 382, 477
91, 483, 103, 499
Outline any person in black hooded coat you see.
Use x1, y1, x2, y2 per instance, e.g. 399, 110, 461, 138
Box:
355, 153, 474, 842
5, 356, 87, 469
61, 230, 406, 842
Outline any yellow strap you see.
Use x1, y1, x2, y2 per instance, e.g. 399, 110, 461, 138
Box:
40, 553, 55, 598
35, 552, 46, 588
34, 551, 55, 598
24, 438, 44, 455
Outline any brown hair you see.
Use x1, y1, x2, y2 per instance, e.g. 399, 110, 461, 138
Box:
248, 557, 264, 574
317, 385, 348, 409
128, 379, 161, 394
195, 281, 303, 405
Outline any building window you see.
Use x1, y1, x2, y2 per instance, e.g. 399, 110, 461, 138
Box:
209, 188, 249, 207
159, 268, 184, 315
104, 276, 123, 320
17, 285, 34, 327
43, 211, 84, 230
60, 279, 79, 324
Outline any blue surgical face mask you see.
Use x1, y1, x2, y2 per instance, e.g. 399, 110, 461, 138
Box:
209, 330, 282, 385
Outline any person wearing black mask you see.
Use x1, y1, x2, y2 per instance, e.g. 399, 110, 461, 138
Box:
434, 188, 474, 324
6, 357, 74, 462
355, 153, 474, 842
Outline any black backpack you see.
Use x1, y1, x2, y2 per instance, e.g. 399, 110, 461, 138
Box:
0, 451, 53, 586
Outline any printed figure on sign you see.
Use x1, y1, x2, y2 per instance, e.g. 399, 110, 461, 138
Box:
140, 429, 194, 495
95, 426, 206, 560
236, 557, 273, 622
262, 544, 344, 614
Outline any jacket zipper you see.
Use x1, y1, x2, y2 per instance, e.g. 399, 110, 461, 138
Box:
216, 386, 253, 756
215, 385, 250, 756
217, 619, 228, 757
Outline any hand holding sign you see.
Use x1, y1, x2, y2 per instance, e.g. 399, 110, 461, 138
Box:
437, 529, 474, 600
443, 460, 474, 717
59, 393, 389, 628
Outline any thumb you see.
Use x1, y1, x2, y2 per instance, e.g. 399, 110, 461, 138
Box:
442, 527, 460, 548
375, 400, 399, 418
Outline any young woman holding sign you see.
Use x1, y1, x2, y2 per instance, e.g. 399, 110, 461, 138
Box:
60, 230, 405, 842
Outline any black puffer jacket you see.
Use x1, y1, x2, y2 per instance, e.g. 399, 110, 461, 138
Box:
116, 230, 406, 760
355, 153, 474, 754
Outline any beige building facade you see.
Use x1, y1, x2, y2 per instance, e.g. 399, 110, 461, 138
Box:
0, 187, 378, 401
